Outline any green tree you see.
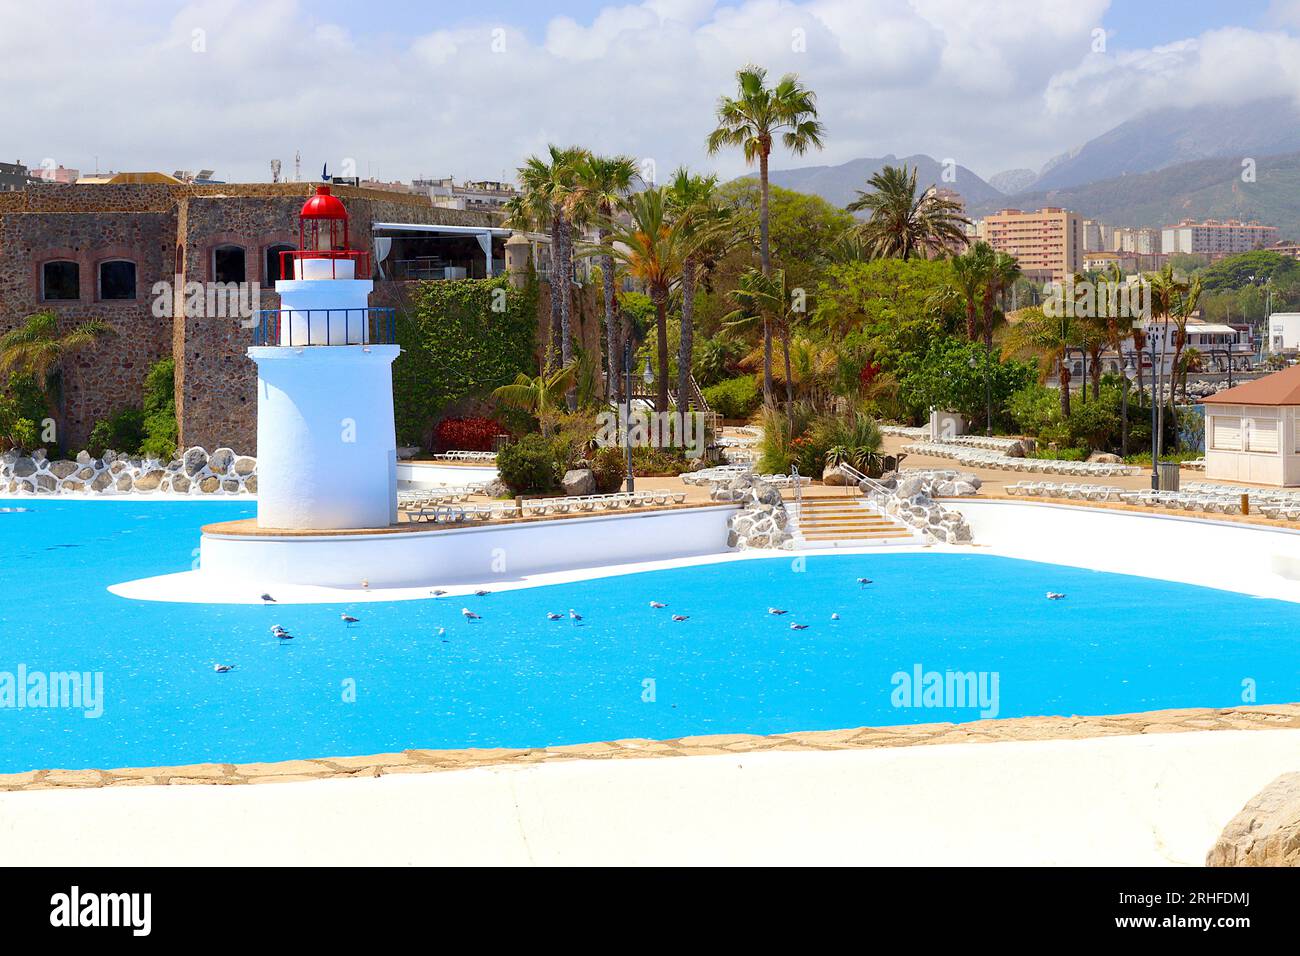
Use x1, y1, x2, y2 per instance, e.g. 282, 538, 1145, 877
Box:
707, 64, 825, 401
845, 164, 971, 260
491, 363, 579, 438
0, 310, 115, 449
1002, 306, 1079, 418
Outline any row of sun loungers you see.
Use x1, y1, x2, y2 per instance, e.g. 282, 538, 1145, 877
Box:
903, 441, 1140, 477
942, 435, 1027, 452
430, 450, 498, 462
408, 503, 501, 523
519, 490, 687, 515
397, 486, 477, 506
1005, 481, 1244, 513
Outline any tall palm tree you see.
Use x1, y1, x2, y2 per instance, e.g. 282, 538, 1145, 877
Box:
1002, 306, 1078, 419
1145, 264, 1192, 459
0, 310, 115, 445
846, 165, 971, 260
517, 145, 588, 375
951, 243, 993, 340
490, 363, 578, 437
665, 167, 733, 413
597, 188, 686, 413
707, 64, 825, 403
574, 153, 639, 400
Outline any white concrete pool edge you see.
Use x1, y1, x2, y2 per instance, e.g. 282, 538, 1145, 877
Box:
5, 729, 1297, 866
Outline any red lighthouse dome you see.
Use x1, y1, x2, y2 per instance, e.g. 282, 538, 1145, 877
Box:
280, 184, 369, 281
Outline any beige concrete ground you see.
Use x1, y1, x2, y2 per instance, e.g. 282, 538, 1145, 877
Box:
5, 726, 1298, 865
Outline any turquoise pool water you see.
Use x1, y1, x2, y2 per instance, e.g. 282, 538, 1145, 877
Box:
1, 498, 1296, 773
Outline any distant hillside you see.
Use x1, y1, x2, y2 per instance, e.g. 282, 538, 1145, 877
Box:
968, 150, 1300, 238
751, 153, 1005, 211
1033, 98, 1300, 192
988, 168, 1038, 195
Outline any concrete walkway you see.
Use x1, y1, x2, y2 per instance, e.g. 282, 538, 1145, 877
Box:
3, 729, 1296, 865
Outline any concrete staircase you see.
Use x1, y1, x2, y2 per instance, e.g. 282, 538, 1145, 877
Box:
787, 496, 922, 548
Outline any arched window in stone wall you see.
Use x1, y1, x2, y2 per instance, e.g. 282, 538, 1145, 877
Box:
213, 244, 246, 284
264, 244, 296, 284
41, 260, 80, 301
98, 260, 137, 300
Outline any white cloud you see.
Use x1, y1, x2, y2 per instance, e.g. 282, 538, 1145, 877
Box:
2, 0, 1299, 188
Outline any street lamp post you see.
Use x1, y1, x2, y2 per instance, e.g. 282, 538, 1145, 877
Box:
968, 350, 993, 436
1122, 353, 1135, 458
622, 342, 635, 493
1147, 332, 1159, 490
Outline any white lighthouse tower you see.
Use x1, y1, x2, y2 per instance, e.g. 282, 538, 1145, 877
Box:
248, 185, 400, 530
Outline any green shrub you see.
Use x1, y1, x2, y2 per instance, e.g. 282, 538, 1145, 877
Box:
87, 408, 146, 458
139, 358, 178, 459
702, 375, 761, 420
393, 277, 538, 447
590, 446, 627, 493
496, 433, 562, 495
0, 374, 48, 452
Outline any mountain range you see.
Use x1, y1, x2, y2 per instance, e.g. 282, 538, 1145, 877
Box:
753, 97, 1300, 240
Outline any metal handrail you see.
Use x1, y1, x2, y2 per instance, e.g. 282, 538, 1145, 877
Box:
837, 462, 940, 543
790, 464, 803, 519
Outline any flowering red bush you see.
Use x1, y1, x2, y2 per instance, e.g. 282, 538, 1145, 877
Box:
434, 417, 503, 452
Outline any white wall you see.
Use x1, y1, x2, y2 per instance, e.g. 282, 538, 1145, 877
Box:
951, 499, 1300, 602
396, 462, 498, 488
200, 505, 737, 589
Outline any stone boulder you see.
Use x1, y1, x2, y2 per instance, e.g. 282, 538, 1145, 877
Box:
182, 446, 208, 476
75, 450, 92, 465
132, 473, 162, 492
561, 468, 596, 496
199, 476, 221, 493
171, 474, 191, 494
1087, 452, 1123, 464
821, 463, 848, 486
244, 475, 258, 494
233, 456, 257, 477
1207, 772, 1300, 867
209, 447, 236, 475
11, 457, 36, 478
49, 460, 78, 479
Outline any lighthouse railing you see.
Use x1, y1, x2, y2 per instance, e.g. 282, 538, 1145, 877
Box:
253, 307, 396, 347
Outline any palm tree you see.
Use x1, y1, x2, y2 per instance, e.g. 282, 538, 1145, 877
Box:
1002, 306, 1078, 419
951, 243, 993, 340
517, 145, 588, 376
1145, 264, 1193, 459
665, 167, 733, 413
723, 267, 798, 430
573, 153, 639, 400
0, 310, 115, 445
490, 363, 579, 437
596, 188, 686, 413
845, 165, 971, 260
707, 64, 825, 402
983, 251, 1021, 352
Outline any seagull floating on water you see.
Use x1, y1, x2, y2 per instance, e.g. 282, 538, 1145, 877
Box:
768, 607, 788, 616
649, 601, 667, 609
831, 613, 840, 621
790, 622, 809, 630
474, 589, 491, 597
260, 592, 276, 603
431, 589, 447, 597
436, 626, 447, 641
213, 663, 235, 673
271, 625, 293, 640
671, 614, 689, 622
462, 608, 481, 621
1046, 592, 1066, 601
857, 578, 872, 588
569, 609, 583, 624
546, 612, 563, 620
341, 613, 360, 625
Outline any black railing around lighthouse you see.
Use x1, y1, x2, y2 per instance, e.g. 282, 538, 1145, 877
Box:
252, 307, 397, 347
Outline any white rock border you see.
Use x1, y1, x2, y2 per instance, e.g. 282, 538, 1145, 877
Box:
1, 446, 256, 496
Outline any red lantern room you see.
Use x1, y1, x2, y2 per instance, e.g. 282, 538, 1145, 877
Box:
299, 184, 350, 252
281, 185, 370, 281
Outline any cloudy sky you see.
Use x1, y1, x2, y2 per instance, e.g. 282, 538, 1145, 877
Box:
2, 0, 1297, 185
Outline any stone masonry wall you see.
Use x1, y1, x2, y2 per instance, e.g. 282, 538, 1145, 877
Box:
0, 182, 499, 454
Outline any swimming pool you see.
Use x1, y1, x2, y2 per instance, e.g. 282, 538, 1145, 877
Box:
2, 498, 1297, 773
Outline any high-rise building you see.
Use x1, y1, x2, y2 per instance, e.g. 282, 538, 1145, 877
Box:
978, 207, 1081, 282
1161, 219, 1278, 256
1081, 219, 1110, 253
1109, 226, 1161, 255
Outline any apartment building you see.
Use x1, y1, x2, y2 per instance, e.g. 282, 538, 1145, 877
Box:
978, 207, 1081, 282
1162, 218, 1279, 256
1110, 226, 1161, 255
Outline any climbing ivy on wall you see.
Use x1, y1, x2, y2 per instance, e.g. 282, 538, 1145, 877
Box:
392, 276, 538, 446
